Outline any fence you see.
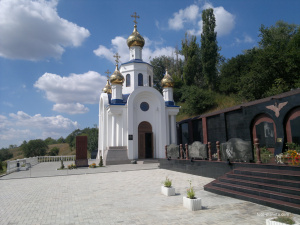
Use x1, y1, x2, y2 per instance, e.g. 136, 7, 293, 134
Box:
6, 155, 75, 174
6, 157, 38, 174
38, 155, 75, 162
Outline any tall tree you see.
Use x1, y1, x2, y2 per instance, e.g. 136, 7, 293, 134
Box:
21, 139, 48, 157
201, 8, 218, 90
181, 33, 202, 86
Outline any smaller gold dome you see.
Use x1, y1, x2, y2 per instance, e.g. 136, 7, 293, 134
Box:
102, 79, 112, 94
110, 64, 124, 85
161, 69, 174, 88
127, 25, 145, 48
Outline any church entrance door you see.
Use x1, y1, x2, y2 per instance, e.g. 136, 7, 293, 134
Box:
138, 121, 153, 159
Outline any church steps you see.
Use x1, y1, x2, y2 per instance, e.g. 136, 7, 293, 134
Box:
204, 166, 300, 214
226, 173, 300, 188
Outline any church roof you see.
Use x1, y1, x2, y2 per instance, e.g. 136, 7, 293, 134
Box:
107, 93, 130, 105
121, 59, 152, 67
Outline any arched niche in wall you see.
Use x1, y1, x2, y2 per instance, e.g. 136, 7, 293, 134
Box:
285, 107, 300, 145
251, 113, 276, 154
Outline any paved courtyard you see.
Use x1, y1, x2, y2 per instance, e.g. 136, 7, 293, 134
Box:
1, 162, 299, 225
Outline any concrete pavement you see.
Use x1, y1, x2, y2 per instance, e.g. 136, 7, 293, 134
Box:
0, 161, 299, 225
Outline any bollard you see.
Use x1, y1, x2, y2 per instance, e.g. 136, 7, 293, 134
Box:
180, 144, 183, 159
208, 142, 212, 161
185, 143, 189, 160
216, 141, 221, 161
254, 138, 262, 164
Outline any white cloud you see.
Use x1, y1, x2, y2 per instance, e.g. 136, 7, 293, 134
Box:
35, 71, 106, 104
53, 103, 89, 114
94, 36, 183, 64
169, 3, 235, 37
0, 0, 90, 60
34, 71, 106, 114
235, 34, 255, 44
0, 111, 78, 148
94, 36, 129, 64
168, 4, 200, 30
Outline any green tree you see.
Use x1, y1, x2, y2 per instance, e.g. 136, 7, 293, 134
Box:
180, 85, 216, 115
181, 33, 202, 86
44, 137, 57, 145
21, 139, 48, 157
0, 148, 13, 161
48, 147, 59, 156
57, 136, 65, 143
201, 8, 218, 91
65, 129, 82, 150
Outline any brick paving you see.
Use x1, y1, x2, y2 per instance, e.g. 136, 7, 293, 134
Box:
0, 162, 299, 225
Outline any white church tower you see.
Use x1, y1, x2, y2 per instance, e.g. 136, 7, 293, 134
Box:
98, 13, 180, 164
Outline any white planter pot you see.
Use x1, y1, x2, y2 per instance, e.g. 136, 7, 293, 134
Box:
161, 186, 175, 196
183, 196, 202, 211
266, 218, 300, 225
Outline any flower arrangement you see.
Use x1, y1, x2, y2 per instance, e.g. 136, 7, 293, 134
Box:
285, 150, 300, 166
187, 180, 195, 199
68, 163, 77, 169
163, 177, 172, 188
89, 163, 96, 168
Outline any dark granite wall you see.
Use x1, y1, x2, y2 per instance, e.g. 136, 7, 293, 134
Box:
177, 90, 300, 155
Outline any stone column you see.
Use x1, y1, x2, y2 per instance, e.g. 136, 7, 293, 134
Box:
111, 115, 116, 146
170, 115, 176, 144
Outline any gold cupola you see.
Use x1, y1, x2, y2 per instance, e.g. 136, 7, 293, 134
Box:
127, 12, 145, 48
161, 69, 174, 88
127, 24, 145, 48
102, 79, 112, 94
110, 64, 124, 85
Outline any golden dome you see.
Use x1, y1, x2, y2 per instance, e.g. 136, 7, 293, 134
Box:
102, 79, 112, 94
127, 25, 145, 48
110, 64, 124, 85
161, 69, 174, 88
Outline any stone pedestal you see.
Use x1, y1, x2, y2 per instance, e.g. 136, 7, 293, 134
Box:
104, 146, 130, 165
75, 136, 88, 167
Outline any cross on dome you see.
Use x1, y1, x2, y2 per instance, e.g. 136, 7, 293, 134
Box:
113, 53, 121, 65
131, 12, 140, 25
105, 69, 111, 79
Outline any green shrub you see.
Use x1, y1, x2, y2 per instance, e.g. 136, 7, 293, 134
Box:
187, 180, 195, 199
49, 147, 59, 156
163, 177, 172, 187
99, 156, 103, 167
273, 215, 295, 224
180, 85, 216, 115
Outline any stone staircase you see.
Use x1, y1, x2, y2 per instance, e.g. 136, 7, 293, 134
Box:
204, 166, 300, 214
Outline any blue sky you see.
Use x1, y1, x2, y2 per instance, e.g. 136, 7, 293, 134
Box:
0, 0, 299, 148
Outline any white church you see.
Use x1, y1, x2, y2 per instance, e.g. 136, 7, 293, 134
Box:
98, 14, 180, 164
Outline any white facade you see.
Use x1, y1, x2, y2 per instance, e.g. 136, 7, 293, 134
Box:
98, 24, 180, 162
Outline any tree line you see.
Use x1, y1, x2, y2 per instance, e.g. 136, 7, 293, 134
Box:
0, 126, 98, 160
151, 9, 300, 116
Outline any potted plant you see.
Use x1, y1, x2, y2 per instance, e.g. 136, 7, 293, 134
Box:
161, 177, 175, 196
183, 180, 202, 211
266, 214, 299, 225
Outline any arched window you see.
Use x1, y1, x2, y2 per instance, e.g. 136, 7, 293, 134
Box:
138, 73, 143, 86
126, 74, 130, 87
149, 76, 151, 87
